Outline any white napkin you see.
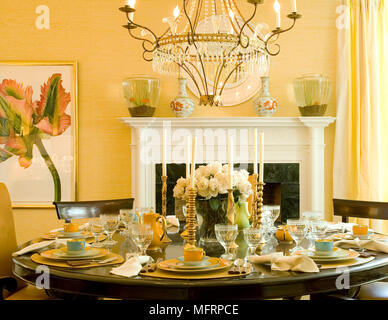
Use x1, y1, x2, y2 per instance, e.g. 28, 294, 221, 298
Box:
49, 228, 63, 233
326, 222, 356, 233
125, 253, 152, 265
334, 239, 388, 254
110, 257, 143, 278
248, 253, 319, 273
12, 240, 55, 256
166, 216, 180, 228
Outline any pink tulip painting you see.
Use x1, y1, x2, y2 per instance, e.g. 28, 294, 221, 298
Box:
0, 74, 71, 201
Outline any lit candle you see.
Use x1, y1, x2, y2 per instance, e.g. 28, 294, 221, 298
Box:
162, 128, 167, 177
253, 129, 258, 175
259, 132, 264, 183
186, 136, 191, 179
191, 137, 197, 188
172, 5, 180, 34
228, 137, 234, 189
127, 0, 136, 21
291, 0, 297, 12
274, 0, 281, 29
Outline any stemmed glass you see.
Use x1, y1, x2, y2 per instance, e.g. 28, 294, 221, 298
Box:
100, 213, 120, 247
89, 219, 104, 248
243, 228, 262, 257
215, 224, 238, 260
131, 224, 153, 256
286, 219, 308, 254
302, 211, 323, 249
119, 209, 137, 236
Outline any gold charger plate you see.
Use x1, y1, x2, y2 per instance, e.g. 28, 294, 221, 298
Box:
157, 257, 231, 273
40, 247, 108, 261
165, 257, 219, 270
296, 249, 359, 262
31, 252, 124, 269
319, 256, 375, 269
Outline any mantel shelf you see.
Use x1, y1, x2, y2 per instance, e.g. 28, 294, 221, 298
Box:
119, 116, 336, 129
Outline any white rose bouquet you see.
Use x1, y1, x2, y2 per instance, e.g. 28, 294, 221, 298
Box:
173, 162, 252, 202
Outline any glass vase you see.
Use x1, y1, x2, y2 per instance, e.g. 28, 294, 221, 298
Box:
122, 76, 161, 117
196, 195, 228, 246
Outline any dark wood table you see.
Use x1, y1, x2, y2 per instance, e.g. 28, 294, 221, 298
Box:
12, 227, 388, 300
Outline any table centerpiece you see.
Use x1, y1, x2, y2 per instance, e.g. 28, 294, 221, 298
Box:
173, 162, 252, 246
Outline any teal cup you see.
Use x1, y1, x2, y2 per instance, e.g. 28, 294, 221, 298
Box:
67, 239, 86, 252
315, 240, 334, 255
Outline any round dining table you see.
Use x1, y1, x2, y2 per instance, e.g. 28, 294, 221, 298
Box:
12, 226, 388, 300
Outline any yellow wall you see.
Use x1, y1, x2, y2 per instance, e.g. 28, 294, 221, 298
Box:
0, 0, 339, 244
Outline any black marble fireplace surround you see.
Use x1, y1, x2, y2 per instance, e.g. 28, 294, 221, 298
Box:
155, 163, 299, 223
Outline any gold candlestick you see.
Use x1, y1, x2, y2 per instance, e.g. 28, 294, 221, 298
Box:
255, 182, 265, 229
161, 175, 167, 218
184, 187, 198, 247
226, 189, 235, 225
249, 174, 258, 227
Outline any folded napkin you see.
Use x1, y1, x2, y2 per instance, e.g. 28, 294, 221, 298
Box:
248, 253, 319, 273
13, 240, 55, 256
110, 257, 143, 278
326, 222, 356, 233
334, 239, 388, 254
166, 216, 180, 228
125, 253, 152, 265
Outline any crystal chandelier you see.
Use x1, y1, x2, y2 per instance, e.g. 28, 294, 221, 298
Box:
119, 0, 301, 106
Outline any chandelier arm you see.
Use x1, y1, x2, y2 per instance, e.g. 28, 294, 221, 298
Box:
238, 3, 258, 49
128, 28, 157, 55
264, 16, 299, 56
125, 12, 160, 45
183, 0, 209, 96
231, 0, 255, 34
178, 62, 203, 96
213, 60, 227, 96
224, 0, 239, 35
219, 61, 243, 96
193, 0, 203, 31
228, 0, 244, 31
187, 61, 207, 94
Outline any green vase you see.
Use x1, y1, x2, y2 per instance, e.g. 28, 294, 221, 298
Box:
235, 201, 251, 230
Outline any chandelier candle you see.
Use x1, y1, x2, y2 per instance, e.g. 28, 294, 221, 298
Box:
274, 0, 281, 29
127, 0, 136, 21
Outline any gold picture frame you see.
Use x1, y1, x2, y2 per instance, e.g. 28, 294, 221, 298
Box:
0, 61, 78, 208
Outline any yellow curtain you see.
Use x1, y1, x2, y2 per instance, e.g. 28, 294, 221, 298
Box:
334, 0, 388, 233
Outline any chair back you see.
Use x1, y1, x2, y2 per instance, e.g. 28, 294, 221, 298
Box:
333, 198, 388, 223
53, 198, 134, 220
0, 183, 18, 277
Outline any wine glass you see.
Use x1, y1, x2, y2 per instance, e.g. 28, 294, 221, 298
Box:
131, 224, 153, 256
286, 219, 307, 254
302, 211, 323, 249
89, 219, 104, 248
100, 213, 119, 247
215, 224, 238, 260
243, 228, 262, 257
119, 209, 137, 236
310, 220, 328, 240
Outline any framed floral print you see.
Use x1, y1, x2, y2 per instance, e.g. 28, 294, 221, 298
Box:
0, 61, 78, 207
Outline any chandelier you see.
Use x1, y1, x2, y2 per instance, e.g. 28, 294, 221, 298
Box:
119, 0, 301, 106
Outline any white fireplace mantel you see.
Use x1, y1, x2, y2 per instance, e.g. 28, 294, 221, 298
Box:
120, 117, 336, 216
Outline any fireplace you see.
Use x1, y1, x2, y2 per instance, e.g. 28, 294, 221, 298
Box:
120, 117, 335, 217
155, 163, 299, 223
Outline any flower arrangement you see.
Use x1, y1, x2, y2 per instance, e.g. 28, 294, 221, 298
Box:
173, 162, 252, 202
0, 74, 71, 201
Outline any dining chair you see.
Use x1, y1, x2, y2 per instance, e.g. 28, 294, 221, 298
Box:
0, 183, 50, 300
53, 198, 134, 220
332, 198, 388, 300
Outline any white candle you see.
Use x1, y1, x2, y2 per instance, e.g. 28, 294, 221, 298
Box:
191, 137, 197, 188
259, 132, 264, 183
127, 0, 136, 21
274, 0, 281, 29
228, 137, 234, 189
186, 136, 191, 179
292, 0, 297, 12
253, 129, 258, 175
162, 128, 167, 176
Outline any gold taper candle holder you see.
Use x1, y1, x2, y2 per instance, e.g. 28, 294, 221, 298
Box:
226, 188, 235, 225
161, 175, 167, 218
249, 174, 258, 228
254, 182, 265, 229
184, 187, 198, 247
